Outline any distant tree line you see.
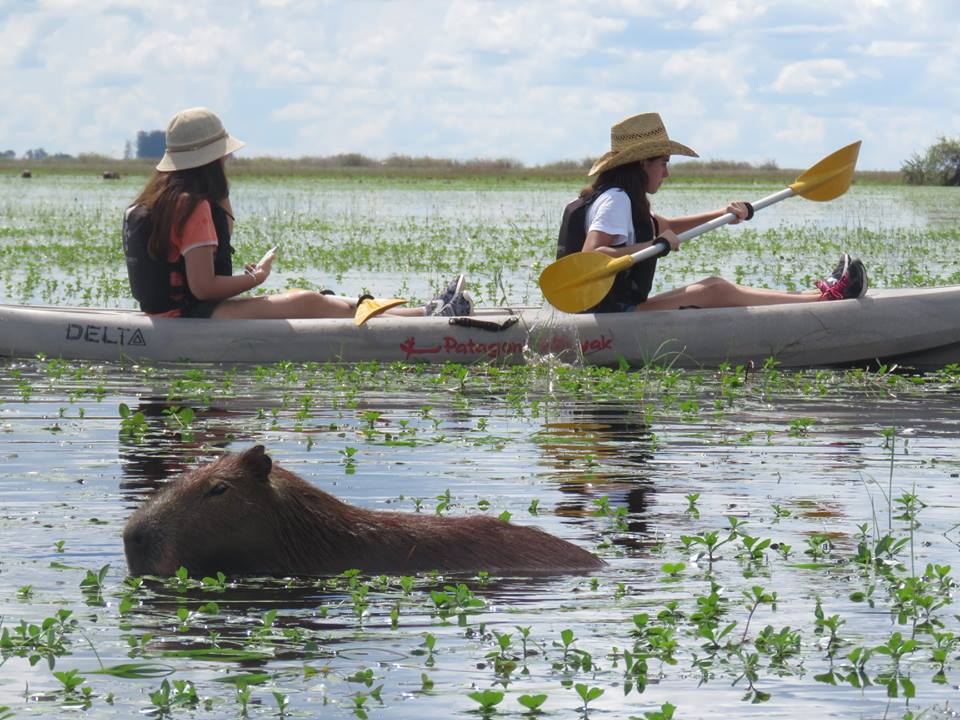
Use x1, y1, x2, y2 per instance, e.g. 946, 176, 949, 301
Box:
276, 153, 546, 171
0, 143, 781, 174
901, 136, 960, 185
2, 129, 167, 163
1, 148, 86, 160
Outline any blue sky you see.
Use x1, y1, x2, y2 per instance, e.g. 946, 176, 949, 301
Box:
1, 0, 958, 170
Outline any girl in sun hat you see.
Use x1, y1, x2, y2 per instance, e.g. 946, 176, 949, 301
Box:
123, 107, 471, 319
555, 112, 867, 313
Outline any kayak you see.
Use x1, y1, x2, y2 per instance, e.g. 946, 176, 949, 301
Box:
1, 287, 959, 369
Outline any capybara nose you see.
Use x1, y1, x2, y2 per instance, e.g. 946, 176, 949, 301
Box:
123, 521, 156, 572
124, 526, 147, 550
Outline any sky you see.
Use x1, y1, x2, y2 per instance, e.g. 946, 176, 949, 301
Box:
1, 0, 958, 171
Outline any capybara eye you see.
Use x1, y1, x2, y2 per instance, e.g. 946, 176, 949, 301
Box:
205, 481, 230, 497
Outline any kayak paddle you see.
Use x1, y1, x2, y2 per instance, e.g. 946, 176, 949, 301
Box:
539, 140, 862, 314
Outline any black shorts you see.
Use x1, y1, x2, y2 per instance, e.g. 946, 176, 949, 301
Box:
180, 301, 221, 319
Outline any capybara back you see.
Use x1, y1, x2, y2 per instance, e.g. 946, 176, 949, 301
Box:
123, 445, 604, 577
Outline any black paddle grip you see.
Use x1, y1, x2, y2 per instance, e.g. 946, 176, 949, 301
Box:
744, 202, 755, 221
653, 237, 671, 257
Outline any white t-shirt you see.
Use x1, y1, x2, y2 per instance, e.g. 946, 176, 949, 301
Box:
584, 188, 635, 247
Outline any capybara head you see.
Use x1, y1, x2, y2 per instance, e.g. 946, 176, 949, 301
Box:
124, 445, 300, 577
124, 445, 604, 578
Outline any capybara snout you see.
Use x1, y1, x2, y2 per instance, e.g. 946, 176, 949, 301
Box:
123, 445, 604, 578
122, 516, 171, 577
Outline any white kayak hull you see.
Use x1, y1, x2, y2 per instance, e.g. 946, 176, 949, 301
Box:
2, 287, 959, 369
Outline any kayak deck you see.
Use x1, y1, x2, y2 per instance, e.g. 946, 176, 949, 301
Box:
2, 287, 959, 370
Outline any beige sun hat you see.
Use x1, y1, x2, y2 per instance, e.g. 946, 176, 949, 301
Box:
588, 112, 698, 176
155, 107, 246, 172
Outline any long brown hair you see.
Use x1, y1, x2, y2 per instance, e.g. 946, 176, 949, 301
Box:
133, 160, 229, 260
580, 159, 654, 240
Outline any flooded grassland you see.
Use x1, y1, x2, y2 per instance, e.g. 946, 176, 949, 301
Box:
1, 173, 960, 718
1, 172, 960, 308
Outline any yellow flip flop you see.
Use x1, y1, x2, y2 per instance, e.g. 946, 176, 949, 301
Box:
354, 298, 408, 325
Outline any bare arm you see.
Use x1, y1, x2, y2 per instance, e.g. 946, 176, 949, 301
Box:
183, 245, 269, 301
583, 228, 681, 256
658, 201, 751, 234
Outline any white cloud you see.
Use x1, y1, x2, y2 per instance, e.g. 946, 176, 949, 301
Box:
0, 12, 42, 69
662, 47, 751, 99
771, 59, 856, 96
854, 40, 924, 57
772, 113, 826, 146
687, 0, 770, 32
764, 24, 845, 34
437, 2, 627, 65
691, 119, 742, 156
254, 43, 328, 85
1, 0, 959, 169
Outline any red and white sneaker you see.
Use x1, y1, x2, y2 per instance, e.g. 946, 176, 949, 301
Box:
816, 256, 867, 300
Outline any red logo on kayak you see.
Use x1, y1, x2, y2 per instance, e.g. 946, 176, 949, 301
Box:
400, 334, 612, 360
400, 337, 442, 357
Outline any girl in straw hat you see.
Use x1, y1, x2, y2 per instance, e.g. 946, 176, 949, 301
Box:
123, 107, 472, 320
558, 112, 866, 312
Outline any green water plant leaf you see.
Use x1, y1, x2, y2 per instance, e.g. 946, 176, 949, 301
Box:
212, 672, 272, 686
89, 662, 175, 678
518, 693, 547, 711
468, 688, 504, 710
162, 648, 274, 662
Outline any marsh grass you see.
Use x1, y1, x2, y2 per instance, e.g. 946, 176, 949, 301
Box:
3, 172, 959, 308
1, 156, 903, 185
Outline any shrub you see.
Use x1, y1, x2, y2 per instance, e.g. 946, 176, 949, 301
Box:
901, 136, 960, 185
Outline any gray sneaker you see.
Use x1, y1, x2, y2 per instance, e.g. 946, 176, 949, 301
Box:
441, 274, 465, 302
426, 290, 474, 316
426, 274, 471, 315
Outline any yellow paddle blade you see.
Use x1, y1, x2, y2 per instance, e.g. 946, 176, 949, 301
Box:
354, 297, 407, 325
789, 140, 861, 201
539, 252, 634, 313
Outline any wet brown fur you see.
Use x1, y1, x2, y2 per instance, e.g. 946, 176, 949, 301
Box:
123, 445, 604, 577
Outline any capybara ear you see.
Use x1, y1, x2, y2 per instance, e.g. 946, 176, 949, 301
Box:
239, 444, 273, 483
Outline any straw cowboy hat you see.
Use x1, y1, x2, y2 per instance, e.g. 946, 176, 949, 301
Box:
588, 112, 698, 176
156, 107, 246, 172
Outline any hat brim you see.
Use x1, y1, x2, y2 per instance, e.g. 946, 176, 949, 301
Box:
588, 139, 698, 177
156, 134, 246, 172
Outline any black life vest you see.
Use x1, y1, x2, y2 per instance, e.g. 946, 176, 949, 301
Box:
556, 187, 659, 313
123, 201, 234, 314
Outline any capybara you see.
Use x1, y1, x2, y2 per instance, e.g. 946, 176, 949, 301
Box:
123, 445, 604, 577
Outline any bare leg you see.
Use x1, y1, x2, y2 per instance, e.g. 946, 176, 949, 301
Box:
637, 277, 820, 312
211, 290, 427, 319
383, 307, 425, 317
212, 290, 354, 319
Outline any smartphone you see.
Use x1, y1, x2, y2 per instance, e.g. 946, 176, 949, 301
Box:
256, 245, 278, 269
246, 246, 278, 277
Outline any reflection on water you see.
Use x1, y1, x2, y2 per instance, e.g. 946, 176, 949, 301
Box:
534, 402, 657, 550
117, 399, 240, 495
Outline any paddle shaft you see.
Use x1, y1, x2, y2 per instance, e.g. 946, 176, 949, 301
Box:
626, 187, 796, 265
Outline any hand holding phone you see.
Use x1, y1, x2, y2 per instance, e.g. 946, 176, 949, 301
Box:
246, 246, 278, 278
256, 245, 278, 269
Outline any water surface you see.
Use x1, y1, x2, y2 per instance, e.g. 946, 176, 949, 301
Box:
1, 359, 959, 718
